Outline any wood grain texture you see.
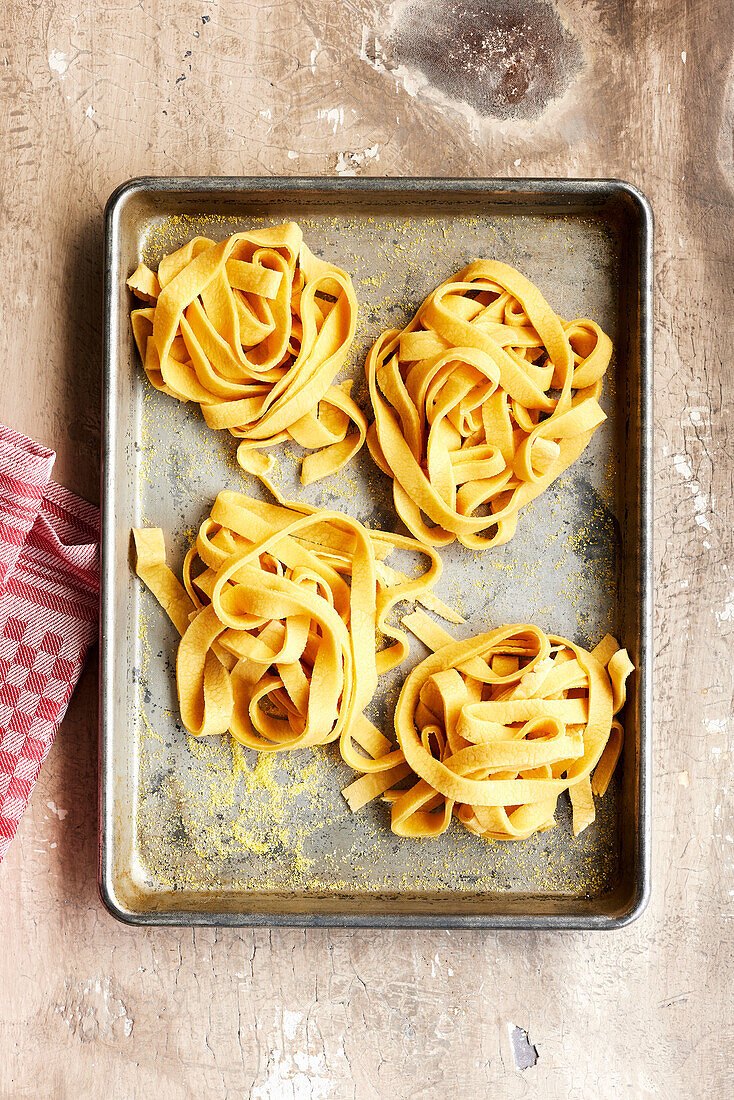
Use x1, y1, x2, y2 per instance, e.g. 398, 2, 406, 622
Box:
1, 0, 733, 1096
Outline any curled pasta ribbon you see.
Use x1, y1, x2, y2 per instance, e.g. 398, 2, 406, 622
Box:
365, 260, 613, 548
132, 490, 446, 759
342, 613, 634, 841
128, 223, 366, 485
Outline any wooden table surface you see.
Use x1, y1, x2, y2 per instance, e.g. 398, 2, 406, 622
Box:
1, 1, 732, 1096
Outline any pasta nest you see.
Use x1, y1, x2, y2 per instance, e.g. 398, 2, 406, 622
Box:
133, 491, 445, 758
344, 616, 633, 841
128, 222, 365, 485
366, 260, 613, 548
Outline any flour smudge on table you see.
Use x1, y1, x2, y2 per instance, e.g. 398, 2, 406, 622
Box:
366, 0, 583, 120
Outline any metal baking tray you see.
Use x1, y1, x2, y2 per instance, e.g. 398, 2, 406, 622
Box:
100, 177, 652, 929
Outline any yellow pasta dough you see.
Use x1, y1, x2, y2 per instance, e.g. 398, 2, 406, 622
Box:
132, 490, 445, 760
365, 260, 613, 548
342, 613, 634, 841
128, 223, 365, 485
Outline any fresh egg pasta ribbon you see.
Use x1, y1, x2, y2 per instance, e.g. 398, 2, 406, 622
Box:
365, 260, 613, 548
132, 490, 445, 760
342, 614, 634, 841
128, 223, 365, 485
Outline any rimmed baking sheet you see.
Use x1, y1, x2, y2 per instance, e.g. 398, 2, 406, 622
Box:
100, 177, 652, 928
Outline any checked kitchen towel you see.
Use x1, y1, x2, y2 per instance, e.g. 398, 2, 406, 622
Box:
0, 424, 99, 863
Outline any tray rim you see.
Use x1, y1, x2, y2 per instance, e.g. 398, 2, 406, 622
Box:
100, 175, 653, 931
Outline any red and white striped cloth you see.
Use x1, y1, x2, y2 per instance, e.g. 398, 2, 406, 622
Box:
0, 424, 99, 863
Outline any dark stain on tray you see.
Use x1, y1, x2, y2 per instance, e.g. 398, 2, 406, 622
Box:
387, 0, 583, 120
570, 476, 620, 575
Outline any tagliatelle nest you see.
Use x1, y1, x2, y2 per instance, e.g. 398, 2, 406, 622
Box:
128, 222, 365, 485
343, 613, 634, 841
366, 260, 613, 548
133, 490, 457, 762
